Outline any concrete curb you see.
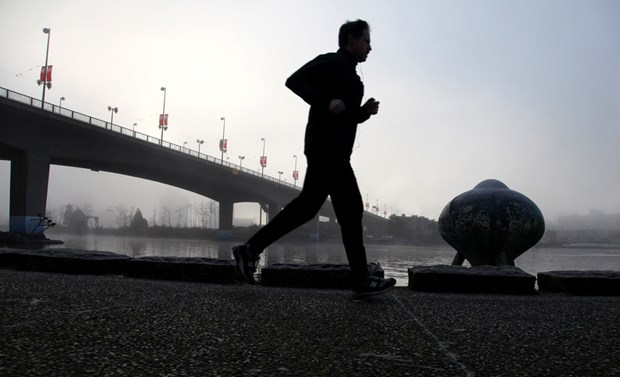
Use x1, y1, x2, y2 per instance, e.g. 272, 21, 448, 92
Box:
0, 249, 236, 284
1, 248, 618, 295
538, 270, 620, 296
408, 265, 537, 294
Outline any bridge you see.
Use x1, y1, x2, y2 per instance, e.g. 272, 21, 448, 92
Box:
0, 87, 388, 238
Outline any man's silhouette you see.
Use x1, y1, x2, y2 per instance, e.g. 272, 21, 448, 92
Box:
233, 19, 396, 299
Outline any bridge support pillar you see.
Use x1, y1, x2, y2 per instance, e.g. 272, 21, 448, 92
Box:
218, 200, 234, 239
267, 201, 281, 223
9, 153, 51, 235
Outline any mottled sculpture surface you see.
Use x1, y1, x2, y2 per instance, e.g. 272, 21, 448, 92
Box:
438, 179, 545, 266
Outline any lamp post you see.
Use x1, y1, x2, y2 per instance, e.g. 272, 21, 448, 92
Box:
107, 106, 118, 129
292, 154, 299, 187
278, 171, 283, 181
159, 87, 167, 145
260, 138, 266, 177
58, 96, 65, 112
133, 122, 137, 136
196, 139, 204, 154
38, 28, 51, 109
238, 155, 245, 168
183, 141, 188, 149
220, 117, 227, 163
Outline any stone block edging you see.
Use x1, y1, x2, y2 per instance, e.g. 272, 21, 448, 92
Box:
537, 270, 620, 296
2, 249, 618, 295
0, 249, 236, 284
408, 265, 536, 295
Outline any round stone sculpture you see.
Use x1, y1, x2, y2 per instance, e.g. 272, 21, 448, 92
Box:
438, 179, 545, 266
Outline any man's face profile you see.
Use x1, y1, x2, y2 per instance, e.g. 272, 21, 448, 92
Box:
347, 29, 372, 63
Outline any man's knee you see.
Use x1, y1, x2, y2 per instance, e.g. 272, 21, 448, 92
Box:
288, 196, 324, 222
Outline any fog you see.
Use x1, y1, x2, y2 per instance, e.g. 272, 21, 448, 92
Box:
1, 0, 619, 228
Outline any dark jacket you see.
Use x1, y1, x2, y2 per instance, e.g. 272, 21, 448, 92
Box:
285, 48, 370, 160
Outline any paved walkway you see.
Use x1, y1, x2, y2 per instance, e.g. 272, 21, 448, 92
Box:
1, 269, 618, 376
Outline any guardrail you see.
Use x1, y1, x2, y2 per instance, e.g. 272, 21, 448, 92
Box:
0, 87, 299, 190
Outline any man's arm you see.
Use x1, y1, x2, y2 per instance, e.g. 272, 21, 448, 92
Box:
358, 97, 380, 123
285, 54, 334, 111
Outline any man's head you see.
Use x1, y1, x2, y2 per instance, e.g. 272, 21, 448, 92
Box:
339, 19, 372, 63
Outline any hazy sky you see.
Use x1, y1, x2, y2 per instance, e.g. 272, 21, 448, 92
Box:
1, 0, 619, 227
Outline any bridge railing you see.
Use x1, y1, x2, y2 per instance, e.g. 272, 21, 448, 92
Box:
1, 87, 300, 190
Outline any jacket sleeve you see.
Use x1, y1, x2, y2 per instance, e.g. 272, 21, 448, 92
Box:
285, 54, 334, 110
357, 108, 371, 124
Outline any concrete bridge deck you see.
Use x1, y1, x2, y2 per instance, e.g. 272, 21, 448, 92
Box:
0, 86, 388, 237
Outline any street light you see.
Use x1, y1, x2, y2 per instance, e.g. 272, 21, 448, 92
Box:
159, 87, 168, 145
219, 117, 227, 163
260, 138, 267, 176
107, 106, 118, 128
196, 139, 204, 154
132, 122, 137, 136
58, 96, 65, 112
37, 28, 51, 109
278, 171, 283, 181
238, 155, 245, 168
183, 141, 188, 149
292, 154, 299, 187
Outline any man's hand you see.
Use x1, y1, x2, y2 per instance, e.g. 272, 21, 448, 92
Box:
328, 99, 345, 114
362, 97, 380, 115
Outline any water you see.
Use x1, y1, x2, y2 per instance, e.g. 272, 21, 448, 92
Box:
44, 233, 620, 286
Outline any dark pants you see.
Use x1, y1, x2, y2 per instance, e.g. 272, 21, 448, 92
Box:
248, 157, 369, 283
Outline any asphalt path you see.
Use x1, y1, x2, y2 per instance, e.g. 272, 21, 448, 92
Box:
1, 269, 618, 376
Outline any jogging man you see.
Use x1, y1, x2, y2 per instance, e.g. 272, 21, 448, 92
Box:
233, 19, 396, 299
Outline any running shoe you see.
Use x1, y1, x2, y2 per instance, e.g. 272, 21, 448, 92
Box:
352, 275, 396, 300
232, 244, 260, 284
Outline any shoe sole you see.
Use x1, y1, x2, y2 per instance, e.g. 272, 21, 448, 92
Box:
352, 284, 395, 300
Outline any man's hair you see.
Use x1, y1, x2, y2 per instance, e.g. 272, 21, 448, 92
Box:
338, 19, 370, 48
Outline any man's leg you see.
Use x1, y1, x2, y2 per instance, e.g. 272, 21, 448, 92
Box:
248, 162, 328, 251
234, 160, 328, 283
330, 161, 396, 297
328, 162, 368, 284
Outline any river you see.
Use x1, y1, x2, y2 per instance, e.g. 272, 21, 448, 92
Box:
44, 233, 620, 286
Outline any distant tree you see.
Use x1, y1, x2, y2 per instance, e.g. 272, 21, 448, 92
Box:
62, 204, 74, 226
176, 207, 184, 228
109, 205, 134, 228
130, 208, 149, 232
387, 214, 442, 244
68, 207, 89, 234
387, 214, 408, 238
162, 206, 172, 227
198, 202, 210, 228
